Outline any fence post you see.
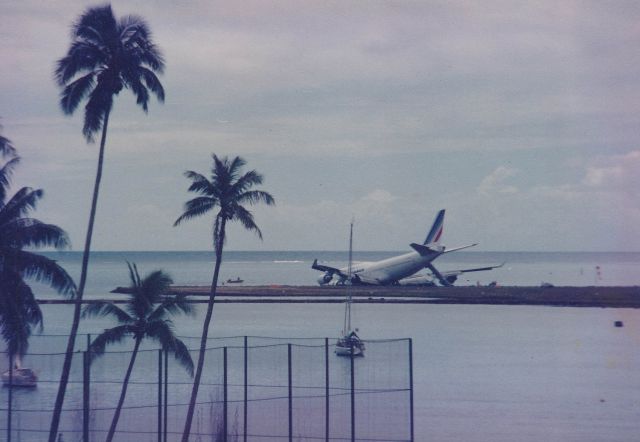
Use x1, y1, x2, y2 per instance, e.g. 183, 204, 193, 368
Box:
325, 338, 329, 442
223, 346, 228, 442
158, 350, 162, 442
83, 351, 90, 441
288, 343, 293, 442
163, 350, 168, 442
7, 352, 12, 442
350, 342, 355, 442
409, 338, 414, 442
243, 336, 248, 442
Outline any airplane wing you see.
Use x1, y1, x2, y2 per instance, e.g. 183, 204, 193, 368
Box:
426, 262, 505, 286
311, 259, 349, 279
443, 243, 477, 253
445, 262, 505, 275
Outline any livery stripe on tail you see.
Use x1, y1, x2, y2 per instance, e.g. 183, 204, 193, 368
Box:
424, 209, 445, 245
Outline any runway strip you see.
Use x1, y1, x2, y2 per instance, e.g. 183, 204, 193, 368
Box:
59, 285, 640, 308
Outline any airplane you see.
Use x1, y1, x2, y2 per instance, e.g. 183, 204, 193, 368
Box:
311, 209, 503, 286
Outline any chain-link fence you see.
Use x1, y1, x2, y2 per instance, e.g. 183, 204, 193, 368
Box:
0, 336, 413, 441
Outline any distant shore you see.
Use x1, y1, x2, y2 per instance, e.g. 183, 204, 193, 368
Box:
38, 285, 640, 308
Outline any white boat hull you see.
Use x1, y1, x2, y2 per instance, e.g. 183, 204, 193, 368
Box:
335, 337, 365, 357
2, 368, 38, 388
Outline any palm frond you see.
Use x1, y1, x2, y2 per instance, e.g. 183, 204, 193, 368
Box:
148, 294, 194, 323
232, 206, 263, 240
82, 80, 113, 141
127, 262, 142, 288
54, 42, 104, 87
123, 70, 150, 112
236, 189, 276, 207
0, 293, 30, 358
170, 338, 194, 377
0, 276, 43, 357
0, 134, 16, 158
140, 269, 173, 304
174, 197, 216, 226
10, 251, 76, 297
118, 15, 150, 43
14, 280, 43, 332
230, 169, 263, 197
72, 5, 117, 46
184, 170, 214, 195
140, 67, 165, 101
0, 156, 20, 203
59, 72, 95, 115
81, 301, 132, 323
1, 219, 71, 250
146, 320, 194, 376
88, 325, 132, 361
0, 187, 42, 224
227, 156, 247, 181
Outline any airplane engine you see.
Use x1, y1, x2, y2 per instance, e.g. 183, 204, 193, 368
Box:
318, 273, 333, 285
446, 275, 458, 284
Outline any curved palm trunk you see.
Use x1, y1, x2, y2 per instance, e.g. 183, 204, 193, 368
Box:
49, 110, 110, 442
182, 219, 226, 442
106, 337, 142, 442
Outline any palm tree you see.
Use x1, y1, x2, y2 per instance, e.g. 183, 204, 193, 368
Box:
174, 155, 274, 441
0, 127, 16, 158
0, 134, 75, 370
51, 5, 165, 439
82, 263, 193, 442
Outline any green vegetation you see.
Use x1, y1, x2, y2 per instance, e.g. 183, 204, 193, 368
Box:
174, 155, 275, 441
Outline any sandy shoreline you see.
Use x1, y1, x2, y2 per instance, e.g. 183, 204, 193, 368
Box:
35, 285, 640, 308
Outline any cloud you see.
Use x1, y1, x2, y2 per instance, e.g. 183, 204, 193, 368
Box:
477, 166, 520, 195
582, 150, 640, 194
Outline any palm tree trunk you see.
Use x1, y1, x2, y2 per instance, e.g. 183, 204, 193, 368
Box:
182, 219, 226, 442
106, 337, 142, 442
49, 110, 111, 442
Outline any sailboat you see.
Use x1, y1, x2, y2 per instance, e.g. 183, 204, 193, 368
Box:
335, 220, 365, 357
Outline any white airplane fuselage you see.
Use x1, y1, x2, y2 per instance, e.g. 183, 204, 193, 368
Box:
348, 249, 441, 285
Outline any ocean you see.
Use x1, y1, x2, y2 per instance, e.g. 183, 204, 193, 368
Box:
37, 250, 640, 298
6, 251, 640, 441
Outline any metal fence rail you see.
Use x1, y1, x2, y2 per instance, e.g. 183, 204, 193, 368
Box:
0, 336, 413, 442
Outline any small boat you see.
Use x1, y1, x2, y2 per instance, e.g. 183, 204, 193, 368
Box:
335, 221, 365, 357
226, 277, 243, 284
2, 356, 37, 387
2, 368, 38, 388
335, 330, 365, 357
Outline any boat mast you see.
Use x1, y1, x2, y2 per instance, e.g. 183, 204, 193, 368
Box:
344, 219, 354, 334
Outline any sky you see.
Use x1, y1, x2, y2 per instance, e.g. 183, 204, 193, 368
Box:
2, 0, 640, 251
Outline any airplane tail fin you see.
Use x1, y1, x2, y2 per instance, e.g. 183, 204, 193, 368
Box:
423, 209, 445, 245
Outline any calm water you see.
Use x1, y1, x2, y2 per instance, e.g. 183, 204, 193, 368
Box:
7, 251, 640, 441
37, 250, 640, 298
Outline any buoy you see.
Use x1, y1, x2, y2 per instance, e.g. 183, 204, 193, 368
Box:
614, 321, 623, 328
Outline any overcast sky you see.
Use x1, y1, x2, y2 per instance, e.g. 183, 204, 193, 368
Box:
2, 0, 640, 251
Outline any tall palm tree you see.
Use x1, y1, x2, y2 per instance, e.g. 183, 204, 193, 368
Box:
174, 155, 274, 441
51, 5, 165, 439
0, 134, 75, 368
82, 263, 193, 442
